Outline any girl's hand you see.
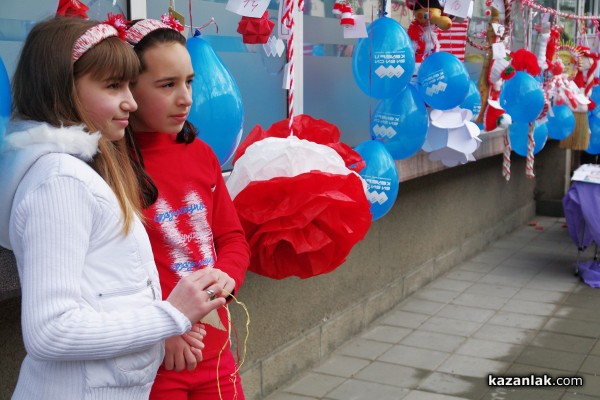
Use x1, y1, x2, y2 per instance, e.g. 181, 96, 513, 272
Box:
167, 269, 226, 323
164, 324, 206, 371
208, 269, 236, 299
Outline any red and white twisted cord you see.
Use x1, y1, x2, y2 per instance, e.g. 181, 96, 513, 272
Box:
282, 0, 296, 136
517, 0, 600, 20
526, 123, 535, 179
502, 132, 511, 181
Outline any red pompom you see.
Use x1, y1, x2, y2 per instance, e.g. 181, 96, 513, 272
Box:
510, 48, 541, 76
237, 11, 275, 44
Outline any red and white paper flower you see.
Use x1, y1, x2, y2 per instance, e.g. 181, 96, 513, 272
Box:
227, 115, 372, 279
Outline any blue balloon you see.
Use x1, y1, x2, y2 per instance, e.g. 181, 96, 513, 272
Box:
370, 85, 428, 160
0, 57, 9, 147
416, 52, 470, 110
586, 114, 600, 155
509, 121, 548, 156
352, 17, 415, 99
547, 105, 575, 140
460, 80, 482, 120
590, 85, 600, 117
500, 72, 544, 124
354, 140, 400, 221
187, 35, 244, 166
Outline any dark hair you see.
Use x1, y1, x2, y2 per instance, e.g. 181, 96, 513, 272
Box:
13, 16, 143, 233
126, 23, 198, 208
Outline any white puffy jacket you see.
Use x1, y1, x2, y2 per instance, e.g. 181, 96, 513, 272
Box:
0, 121, 191, 400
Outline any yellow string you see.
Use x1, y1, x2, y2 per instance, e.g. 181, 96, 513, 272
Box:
215, 290, 250, 400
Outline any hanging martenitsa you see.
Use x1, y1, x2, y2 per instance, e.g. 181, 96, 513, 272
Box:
508, 0, 600, 152
226, 116, 372, 280
557, 44, 600, 150
226, 0, 372, 280
470, 0, 512, 128
499, 49, 546, 180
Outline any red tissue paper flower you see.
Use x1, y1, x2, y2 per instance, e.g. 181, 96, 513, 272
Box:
56, 0, 89, 18
236, 11, 275, 44
227, 115, 372, 279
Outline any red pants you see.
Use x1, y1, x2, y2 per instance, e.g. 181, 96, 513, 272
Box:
149, 350, 245, 400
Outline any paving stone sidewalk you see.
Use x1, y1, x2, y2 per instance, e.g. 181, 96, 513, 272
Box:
267, 216, 600, 400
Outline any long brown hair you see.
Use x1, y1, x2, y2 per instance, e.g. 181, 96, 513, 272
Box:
12, 16, 143, 233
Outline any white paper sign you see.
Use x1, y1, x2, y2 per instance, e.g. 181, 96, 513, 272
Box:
226, 0, 270, 17
343, 15, 368, 39
444, 0, 471, 19
492, 42, 507, 60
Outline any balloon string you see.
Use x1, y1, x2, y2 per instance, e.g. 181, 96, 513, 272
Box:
215, 290, 250, 400
502, 131, 511, 181
526, 122, 535, 179
188, 0, 193, 35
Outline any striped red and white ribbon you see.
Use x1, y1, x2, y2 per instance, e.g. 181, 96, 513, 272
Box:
502, 132, 511, 181
525, 123, 535, 179
281, 0, 304, 136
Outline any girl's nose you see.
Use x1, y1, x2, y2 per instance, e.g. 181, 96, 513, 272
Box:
179, 87, 192, 107
122, 89, 138, 112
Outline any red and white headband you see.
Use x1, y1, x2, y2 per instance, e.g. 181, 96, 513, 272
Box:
125, 14, 184, 46
72, 14, 127, 61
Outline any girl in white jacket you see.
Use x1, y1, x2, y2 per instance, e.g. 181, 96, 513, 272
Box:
0, 16, 226, 400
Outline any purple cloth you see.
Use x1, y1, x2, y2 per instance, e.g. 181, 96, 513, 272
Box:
563, 181, 600, 249
578, 260, 600, 288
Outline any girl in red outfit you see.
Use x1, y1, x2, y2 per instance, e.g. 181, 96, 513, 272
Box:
124, 18, 250, 400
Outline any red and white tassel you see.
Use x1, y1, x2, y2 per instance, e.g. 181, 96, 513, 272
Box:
502, 132, 511, 181
340, 3, 355, 27
332, 0, 344, 15
525, 123, 535, 179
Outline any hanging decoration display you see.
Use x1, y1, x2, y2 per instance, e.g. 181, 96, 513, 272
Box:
546, 104, 575, 140
406, 0, 452, 63
460, 80, 482, 120
226, 115, 372, 279
437, 18, 470, 61
509, 121, 548, 156
472, 0, 511, 125
351, 16, 415, 99
586, 115, 600, 154
496, 49, 544, 180
354, 140, 400, 221
370, 84, 429, 160
500, 73, 543, 124
186, 32, 244, 166
421, 108, 482, 167
237, 11, 275, 44
557, 46, 599, 150
514, 0, 600, 21
416, 51, 471, 110
332, 0, 356, 27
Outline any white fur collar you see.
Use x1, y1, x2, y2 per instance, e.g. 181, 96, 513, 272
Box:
4, 121, 101, 161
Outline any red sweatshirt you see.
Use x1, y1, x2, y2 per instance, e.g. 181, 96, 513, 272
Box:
134, 131, 249, 359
